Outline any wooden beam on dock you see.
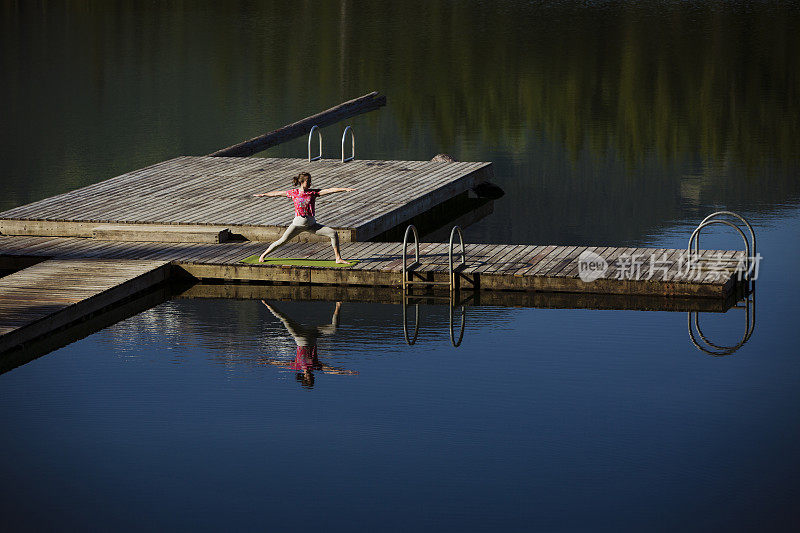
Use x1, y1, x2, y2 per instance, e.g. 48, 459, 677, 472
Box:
177, 282, 734, 313
91, 224, 232, 243
208, 91, 387, 157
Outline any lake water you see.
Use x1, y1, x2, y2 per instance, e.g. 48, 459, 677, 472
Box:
2, 2, 799, 531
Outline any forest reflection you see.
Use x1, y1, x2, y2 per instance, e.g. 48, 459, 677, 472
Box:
2, 1, 798, 241
5, 1, 795, 165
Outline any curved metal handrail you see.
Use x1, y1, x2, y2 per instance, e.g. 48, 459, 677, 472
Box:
449, 225, 466, 292
403, 300, 420, 345
687, 219, 751, 281
690, 211, 756, 285
449, 304, 466, 347
688, 287, 756, 356
308, 125, 322, 162
697, 211, 756, 259
402, 225, 420, 290
341, 125, 355, 163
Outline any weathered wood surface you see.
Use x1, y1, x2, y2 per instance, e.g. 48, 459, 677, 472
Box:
0, 156, 493, 242
0, 236, 745, 298
0, 258, 171, 352
209, 91, 386, 157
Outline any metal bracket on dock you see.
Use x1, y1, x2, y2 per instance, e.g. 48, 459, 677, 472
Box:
341, 125, 355, 163
308, 125, 323, 162
687, 211, 756, 288
402, 224, 466, 293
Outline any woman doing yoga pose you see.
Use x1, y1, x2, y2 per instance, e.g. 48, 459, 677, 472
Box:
253, 172, 355, 264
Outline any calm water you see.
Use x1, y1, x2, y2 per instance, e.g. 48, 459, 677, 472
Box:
2, 1, 800, 530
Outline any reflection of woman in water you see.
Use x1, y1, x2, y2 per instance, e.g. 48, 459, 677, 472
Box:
261, 300, 356, 388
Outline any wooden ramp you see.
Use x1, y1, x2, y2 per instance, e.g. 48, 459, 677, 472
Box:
0, 258, 171, 352
0, 156, 492, 242
0, 236, 746, 299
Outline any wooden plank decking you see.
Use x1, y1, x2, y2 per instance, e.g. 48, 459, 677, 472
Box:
0, 236, 745, 299
0, 156, 493, 242
0, 257, 171, 352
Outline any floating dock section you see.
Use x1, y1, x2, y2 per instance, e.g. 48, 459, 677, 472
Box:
0, 258, 171, 352
0, 154, 749, 354
0, 236, 744, 299
0, 156, 493, 242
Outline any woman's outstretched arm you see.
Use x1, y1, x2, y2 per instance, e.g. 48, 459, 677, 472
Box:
253, 190, 286, 197
318, 187, 356, 196
319, 364, 359, 375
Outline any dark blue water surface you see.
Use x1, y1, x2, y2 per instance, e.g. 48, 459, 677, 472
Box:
2, 2, 800, 531
2, 210, 798, 531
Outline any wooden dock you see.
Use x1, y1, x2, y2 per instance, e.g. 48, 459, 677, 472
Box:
0, 235, 744, 298
0, 156, 493, 242
0, 257, 171, 352
0, 234, 747, 353
0, 152, 749, 355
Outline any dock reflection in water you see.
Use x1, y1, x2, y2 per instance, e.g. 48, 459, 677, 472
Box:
177, 282, 757, 359
0, 280, 758, 378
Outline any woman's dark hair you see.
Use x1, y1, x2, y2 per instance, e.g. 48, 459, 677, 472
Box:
293, 172, 311, 187
296, 372, 315, 388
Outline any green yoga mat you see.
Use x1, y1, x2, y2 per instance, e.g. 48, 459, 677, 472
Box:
240, 255, 359, 267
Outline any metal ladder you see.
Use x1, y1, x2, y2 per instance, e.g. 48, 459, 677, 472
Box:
307, 124, 356, 163
685, 210, 757, 356
401, 224, 466, 293
687, 210, 757, 288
